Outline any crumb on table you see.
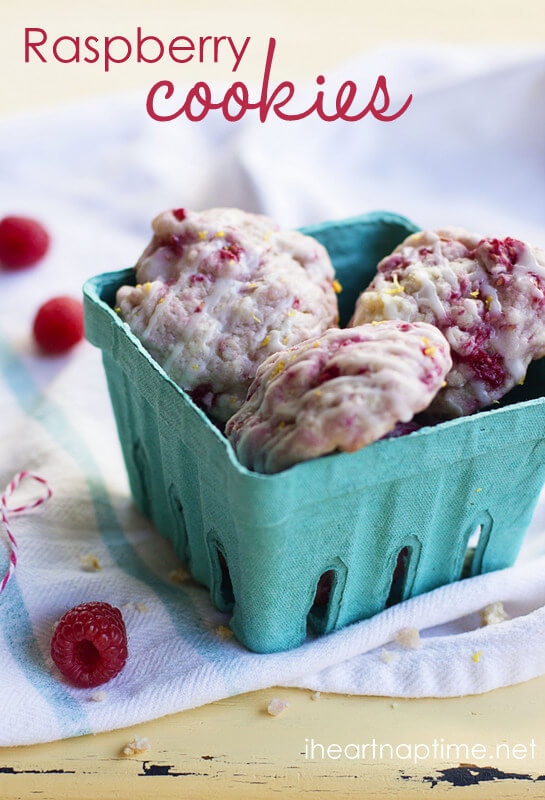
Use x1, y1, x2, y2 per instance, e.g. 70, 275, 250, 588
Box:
267, 698, 289, 717
122, 736, 151, 757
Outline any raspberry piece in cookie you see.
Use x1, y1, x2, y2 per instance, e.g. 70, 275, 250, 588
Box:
116, 207, 338, 423
350, 228, 545, 417
225, 320, 451, 473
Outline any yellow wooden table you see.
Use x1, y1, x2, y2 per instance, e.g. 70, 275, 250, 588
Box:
2, 677, 545, 799
2, 2, 545, 798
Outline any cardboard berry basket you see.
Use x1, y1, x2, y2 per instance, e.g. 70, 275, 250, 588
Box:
83, 212, 545, 653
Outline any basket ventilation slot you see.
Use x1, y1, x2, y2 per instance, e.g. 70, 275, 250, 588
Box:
386, 546, 411, 608
461, 514, 492, 579
217, 549, 235, 609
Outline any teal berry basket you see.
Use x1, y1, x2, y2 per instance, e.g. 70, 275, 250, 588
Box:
83, 211, 545, 654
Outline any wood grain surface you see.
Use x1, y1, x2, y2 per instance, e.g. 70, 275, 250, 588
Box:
2, 677, 545, 799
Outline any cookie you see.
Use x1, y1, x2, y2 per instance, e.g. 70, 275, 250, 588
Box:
226, 320, 452, 473
115, 207, 339, 422
350, 229, 545, 416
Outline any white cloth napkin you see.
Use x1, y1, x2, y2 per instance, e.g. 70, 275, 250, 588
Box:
1, 44, 545, 746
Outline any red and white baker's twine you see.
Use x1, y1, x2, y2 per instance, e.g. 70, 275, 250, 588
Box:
0, 471, 52, 593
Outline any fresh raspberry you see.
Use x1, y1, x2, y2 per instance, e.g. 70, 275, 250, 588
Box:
51, 602, 128, 688
33, 296, 85, 355
0, 215, 50, 270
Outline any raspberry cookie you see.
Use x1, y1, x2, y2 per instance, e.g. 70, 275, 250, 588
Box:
116, 208, 338, 423
350, 229, 545, 417
225, 320, 452, 473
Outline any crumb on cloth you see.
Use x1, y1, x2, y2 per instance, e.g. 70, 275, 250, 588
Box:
216, 625, 233, 640
380, 648, 401, 664
480, 601, 509, 626
79, 553, 102, 572
395, 627, 421, 649
122, 601, 149, 614
169, 566, 192, 585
